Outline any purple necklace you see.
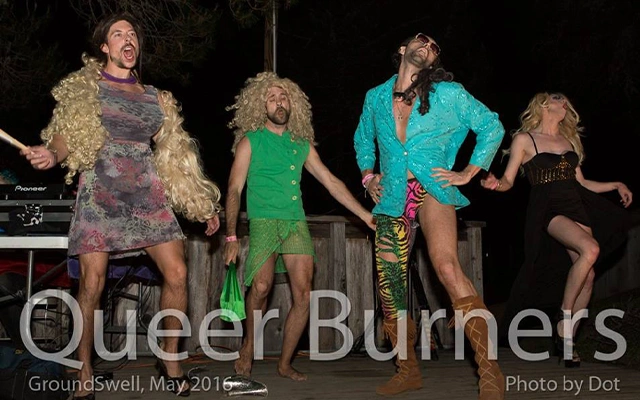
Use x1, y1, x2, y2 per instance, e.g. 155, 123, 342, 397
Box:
100, 70, 137, 84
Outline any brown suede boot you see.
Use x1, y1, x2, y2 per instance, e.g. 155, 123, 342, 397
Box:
376, 317, 423, 396
452, 296, 505, 400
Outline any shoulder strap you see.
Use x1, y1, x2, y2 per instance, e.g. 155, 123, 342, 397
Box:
525, 132, 539, 154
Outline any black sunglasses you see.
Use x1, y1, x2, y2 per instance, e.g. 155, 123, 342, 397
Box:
415, 33, 441, 55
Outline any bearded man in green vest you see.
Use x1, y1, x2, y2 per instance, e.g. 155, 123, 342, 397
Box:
223, 72, 375, 381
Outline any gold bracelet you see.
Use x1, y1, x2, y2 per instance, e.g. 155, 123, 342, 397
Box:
495, 180, 502, 190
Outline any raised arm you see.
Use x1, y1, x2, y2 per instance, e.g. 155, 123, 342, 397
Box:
576, 168, 633, 207
224, 137, 251, 264
304, 145, 375, 230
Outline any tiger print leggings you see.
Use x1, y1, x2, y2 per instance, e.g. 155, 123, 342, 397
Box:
374, 179, 427, 320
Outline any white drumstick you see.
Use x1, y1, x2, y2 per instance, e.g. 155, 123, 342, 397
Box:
0, 128, 28, 151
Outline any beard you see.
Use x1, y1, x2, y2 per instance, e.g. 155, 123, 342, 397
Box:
267, 106, 290, 126
406, 48, 431, 69
109, 55, 136, 69
109, 47, 138, 69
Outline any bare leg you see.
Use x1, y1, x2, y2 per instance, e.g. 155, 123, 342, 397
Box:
145, 240, 190, 390
571, 268, 595, 335
546, 216, 599, 338
419, 195, 504, 399
277, 254, 313, 381
235, 255, 276, 377
418, 195, 476, 301
563, 249, 596, 336
74, 252, 109, 397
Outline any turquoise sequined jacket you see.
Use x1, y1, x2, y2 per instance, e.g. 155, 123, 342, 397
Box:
354, 75, 505, 217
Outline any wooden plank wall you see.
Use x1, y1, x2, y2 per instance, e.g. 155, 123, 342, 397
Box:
6, 219, 640, 357
103, 215, 484, 355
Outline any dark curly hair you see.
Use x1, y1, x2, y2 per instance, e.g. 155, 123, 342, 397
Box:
392, 36, 454, 115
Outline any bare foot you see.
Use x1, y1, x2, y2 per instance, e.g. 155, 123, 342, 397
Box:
277, 365, 307, 381
234, 347, 253, 377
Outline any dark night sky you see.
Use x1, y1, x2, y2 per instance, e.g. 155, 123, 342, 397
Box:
2, 0, 639, 305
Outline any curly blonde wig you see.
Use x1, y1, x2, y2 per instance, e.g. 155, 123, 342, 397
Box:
154, 90, 221, 221
513, 92, 585, 164
41, 54, 107, 184
226, 71, 315, 152
41, 54, 220, 222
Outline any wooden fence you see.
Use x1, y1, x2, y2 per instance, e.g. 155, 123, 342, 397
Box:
97, 217, 640, 355
142, 214, 487, 355
5, 216, 639, 356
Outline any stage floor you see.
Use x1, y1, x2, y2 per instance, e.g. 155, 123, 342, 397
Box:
65, 347, 639, 399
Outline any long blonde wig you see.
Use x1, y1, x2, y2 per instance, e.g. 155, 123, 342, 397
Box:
513, 92, 585, 164
41, 54, 220, 222
226, 71, 315, 152
41, 54, 106, 184
154, 90, 221, 221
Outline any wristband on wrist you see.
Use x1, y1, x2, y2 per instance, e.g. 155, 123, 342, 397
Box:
47, 147, 58, 165
225, 235, 237, 242
493, 180, 502, 191
362, 173, 375, 188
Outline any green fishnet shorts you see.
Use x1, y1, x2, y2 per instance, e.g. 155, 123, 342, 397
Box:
244, 219, 315, 286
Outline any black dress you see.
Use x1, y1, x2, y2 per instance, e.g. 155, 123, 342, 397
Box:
498, 133, 631, 340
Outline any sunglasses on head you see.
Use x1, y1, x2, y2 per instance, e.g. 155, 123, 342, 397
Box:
415, 33, 441, 55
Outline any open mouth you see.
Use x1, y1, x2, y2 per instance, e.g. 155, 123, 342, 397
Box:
122, 46, 136, 62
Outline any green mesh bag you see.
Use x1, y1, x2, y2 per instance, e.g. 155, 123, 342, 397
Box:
220, 262, 246, 322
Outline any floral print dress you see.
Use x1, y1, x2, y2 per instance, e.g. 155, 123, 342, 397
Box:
67, 82, 184, 257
